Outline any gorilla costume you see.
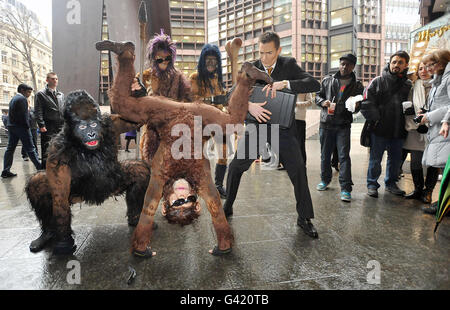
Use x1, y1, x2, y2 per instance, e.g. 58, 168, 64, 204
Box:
95, 40, 272, 258
26, 90, 150, 255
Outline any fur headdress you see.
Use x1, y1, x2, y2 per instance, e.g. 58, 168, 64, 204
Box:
146, 29, 177, 77
64, 90, 101, 124
197, 44, 224, 91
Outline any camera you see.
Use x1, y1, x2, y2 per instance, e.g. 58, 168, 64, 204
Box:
413, 108, 428, 124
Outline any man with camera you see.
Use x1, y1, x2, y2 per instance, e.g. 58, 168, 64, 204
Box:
360, 51, 412, 198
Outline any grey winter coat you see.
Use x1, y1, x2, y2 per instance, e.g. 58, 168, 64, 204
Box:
422, 63, 450, 168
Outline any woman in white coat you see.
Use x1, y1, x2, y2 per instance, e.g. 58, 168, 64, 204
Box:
419, 49, 450, 214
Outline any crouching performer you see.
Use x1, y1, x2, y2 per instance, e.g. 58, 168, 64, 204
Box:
26, 90, 151, 254
95, 40, 272, 258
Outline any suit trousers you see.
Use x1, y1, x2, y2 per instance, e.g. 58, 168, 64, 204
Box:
224, 122, 314, 219
41, 121, 63, 168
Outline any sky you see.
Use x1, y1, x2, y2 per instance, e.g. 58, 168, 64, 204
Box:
19, 0, 52, 32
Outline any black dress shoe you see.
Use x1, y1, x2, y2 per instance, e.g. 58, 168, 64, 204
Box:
297, 218, 318, 238
404, 190, 423, 200
1, 171, 17, 178
217, 186, 227, 199
30, 231, 55, 252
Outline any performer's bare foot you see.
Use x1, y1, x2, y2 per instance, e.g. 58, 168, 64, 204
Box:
95, 40, 135, 55
241, 62, 273, 85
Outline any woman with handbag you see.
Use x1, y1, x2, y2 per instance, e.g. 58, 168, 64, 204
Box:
403, 61, 439, 202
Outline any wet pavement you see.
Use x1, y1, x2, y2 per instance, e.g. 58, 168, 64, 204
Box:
0, 123, 449, 290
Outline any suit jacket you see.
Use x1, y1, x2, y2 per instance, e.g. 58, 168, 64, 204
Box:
34, 85, 65, 129
252, 57, 320, 94
7, 94, 30, 129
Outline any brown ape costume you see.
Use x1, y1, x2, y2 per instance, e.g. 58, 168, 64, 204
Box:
96, 40, 272, 257
26, 90, 151, 254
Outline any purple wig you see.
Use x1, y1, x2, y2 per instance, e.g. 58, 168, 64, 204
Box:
146, 29, 177, 77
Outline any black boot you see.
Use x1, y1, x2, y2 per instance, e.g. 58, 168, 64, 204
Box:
422, 167, 439, 203
404, 169, 424, 200
422, 201, 438, 215
29, 230, 55, 252
53, 235, 77, 255
215, 164, 227, 199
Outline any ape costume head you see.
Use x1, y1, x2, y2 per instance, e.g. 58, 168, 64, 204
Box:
197, 44, 224, 92
63, 90, 102, 150
146, 30, 177, 77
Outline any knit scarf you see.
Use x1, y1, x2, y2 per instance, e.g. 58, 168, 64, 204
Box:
412, 79, 431, 112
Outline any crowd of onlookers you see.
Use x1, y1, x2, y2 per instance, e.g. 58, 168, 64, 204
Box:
314, 48, 449, 216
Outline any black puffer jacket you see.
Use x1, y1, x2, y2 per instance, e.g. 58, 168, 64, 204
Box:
360, 65, 412, 139
316, 71, 364, 128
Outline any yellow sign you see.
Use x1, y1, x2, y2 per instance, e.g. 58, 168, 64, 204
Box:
416, 25, 450, 42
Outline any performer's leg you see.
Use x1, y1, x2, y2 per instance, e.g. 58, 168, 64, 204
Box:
121, 160, 151, 226
46, 163, 75, 255
26, 172, 55, 252
131, 169, 164, 258
199, 159, 233, 254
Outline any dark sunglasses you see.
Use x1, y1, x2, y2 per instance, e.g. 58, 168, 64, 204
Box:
155, 56, 172, 64
170, 195, 197, 208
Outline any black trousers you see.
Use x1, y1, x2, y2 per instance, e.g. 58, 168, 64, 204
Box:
295, 120, 307, 164
41, 122, 63, 168
224, 122, 314, 219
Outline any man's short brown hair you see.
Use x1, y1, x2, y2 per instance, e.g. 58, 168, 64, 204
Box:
259, 32, 280, 49
46, 72, 57, 79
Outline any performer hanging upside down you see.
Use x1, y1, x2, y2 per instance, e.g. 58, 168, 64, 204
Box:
189, 44, 230, 199
26, 90, 150, 254
95, 40, 272, 258
133, 30, 191, 161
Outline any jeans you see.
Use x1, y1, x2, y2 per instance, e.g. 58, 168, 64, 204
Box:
2, 126, 42, 172
319, 127, 353, 192
367, 133, 404, 189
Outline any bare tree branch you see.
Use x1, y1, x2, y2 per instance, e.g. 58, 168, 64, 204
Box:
0, 8, 44, 91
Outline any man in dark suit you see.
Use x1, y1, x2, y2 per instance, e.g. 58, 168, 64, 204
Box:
1, 84, 42, 178
35, 72, 65, 168
223, 32, 321, 238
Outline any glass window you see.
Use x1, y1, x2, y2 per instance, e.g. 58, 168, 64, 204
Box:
330, 0, 353, 10
274, 13, 291, 24
330, 7, 352, 27
330, 33, 352, 53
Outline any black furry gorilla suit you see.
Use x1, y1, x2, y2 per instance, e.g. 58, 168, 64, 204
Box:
26, 90, 150, 255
